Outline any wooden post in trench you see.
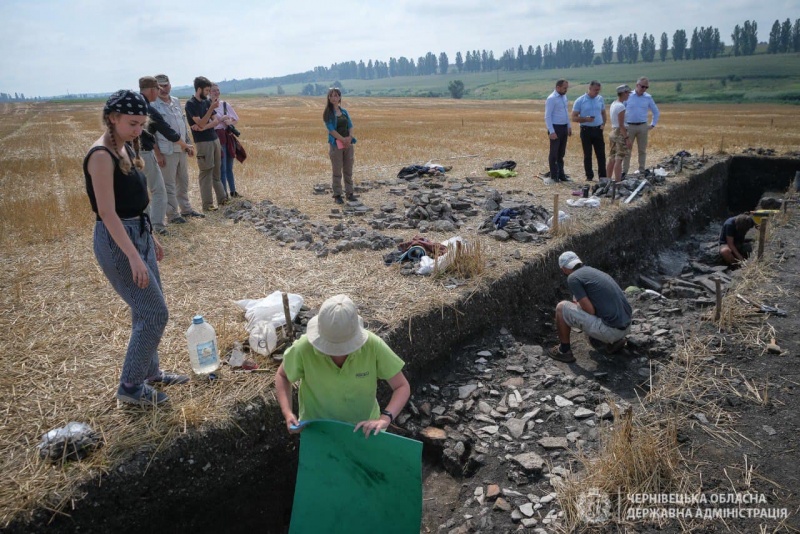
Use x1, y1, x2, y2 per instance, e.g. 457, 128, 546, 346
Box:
757, 219, 768, 260
552, 194, 559, 233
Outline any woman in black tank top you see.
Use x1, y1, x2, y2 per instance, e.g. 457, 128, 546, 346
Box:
84, 90, 188, 407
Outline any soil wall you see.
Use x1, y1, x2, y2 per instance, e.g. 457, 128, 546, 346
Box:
9, 156, 797, 533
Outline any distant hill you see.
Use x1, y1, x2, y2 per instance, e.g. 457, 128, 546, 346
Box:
223, 52, 800, 104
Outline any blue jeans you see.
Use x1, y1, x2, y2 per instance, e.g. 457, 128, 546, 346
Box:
220, 149, 236, 194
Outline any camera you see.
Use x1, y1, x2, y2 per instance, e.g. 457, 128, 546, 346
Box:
227, 124, 241, 137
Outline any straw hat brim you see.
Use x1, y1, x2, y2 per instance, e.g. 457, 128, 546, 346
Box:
306, 314, 369, 355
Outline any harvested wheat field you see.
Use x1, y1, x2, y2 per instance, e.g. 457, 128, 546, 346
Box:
1, 97, 799, 526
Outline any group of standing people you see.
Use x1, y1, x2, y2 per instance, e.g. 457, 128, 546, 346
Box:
137, 75, 242, 236
545, 77, 660, 183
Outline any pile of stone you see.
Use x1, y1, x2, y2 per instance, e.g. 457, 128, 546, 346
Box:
591, 177, 651, 201
225, 199, 399, 257
401, 186, 480, 233
478, 197, 551, 243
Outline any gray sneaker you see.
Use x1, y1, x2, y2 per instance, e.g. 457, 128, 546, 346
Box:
145, 370, 189, 386
116, 383, 168, 406
169, 216, 188, 224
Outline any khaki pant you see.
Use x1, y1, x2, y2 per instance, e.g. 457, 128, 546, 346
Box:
622, 123, 649, 174
162, 149, 193, 219
608, 127, 630, 161
195, 139, 227, 210
141, 151, 167, 229
561, 301, 630, 344
329, 143, 355, 197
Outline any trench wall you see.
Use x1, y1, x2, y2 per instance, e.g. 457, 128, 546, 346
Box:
9, 156, 798, 533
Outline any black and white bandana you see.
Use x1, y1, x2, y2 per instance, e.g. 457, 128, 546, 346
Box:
103, 90, 148, 115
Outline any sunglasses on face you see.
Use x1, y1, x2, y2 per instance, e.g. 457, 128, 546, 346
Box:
638, 84, 649, 89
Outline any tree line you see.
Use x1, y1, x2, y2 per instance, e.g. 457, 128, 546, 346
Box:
183, 17, 800, 96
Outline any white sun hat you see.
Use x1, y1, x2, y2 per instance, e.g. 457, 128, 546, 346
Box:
306, 294, 369, 355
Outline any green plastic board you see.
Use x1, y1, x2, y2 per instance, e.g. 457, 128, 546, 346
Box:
289, 420, 422, 534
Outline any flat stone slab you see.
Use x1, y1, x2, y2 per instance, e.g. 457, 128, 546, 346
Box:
458, 384, 478, 399
555, 395, 574, 407
573, 407, 595, 419
511, 452, 546, 473
537, 437, 568, 450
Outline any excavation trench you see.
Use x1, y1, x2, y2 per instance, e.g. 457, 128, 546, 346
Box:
9, 155, 798, 533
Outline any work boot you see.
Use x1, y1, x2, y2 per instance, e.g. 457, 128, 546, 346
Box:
548, 345, 576, 363
334, 195, 344, 204
605, 338, 627, 355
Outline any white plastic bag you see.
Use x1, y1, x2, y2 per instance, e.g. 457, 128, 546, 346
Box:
235, 291, 304, 330
566, 197, 600, 208
546, 210, 571, 228
249, 321, 278, 356
416, 236, 463, 275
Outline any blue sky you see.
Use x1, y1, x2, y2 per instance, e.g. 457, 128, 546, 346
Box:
0, 0, 796, 97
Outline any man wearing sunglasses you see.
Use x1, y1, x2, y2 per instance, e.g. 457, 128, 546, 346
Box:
623, 77, 660, 177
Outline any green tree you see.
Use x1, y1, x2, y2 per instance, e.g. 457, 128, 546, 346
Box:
276, 85, 285, 95
455, 51, 463, 73
602, 36, 614, 63
448, 80, 465, 99
672, 29, 687, 60
439, 52, 449, 74
617, 35, 625, 63
659, 32, 668, 61
743, 20, 758, 55
768, 20, 780, 53
731, 25, 742, 56
793, 19, 800, 52
779, 18, 792, 52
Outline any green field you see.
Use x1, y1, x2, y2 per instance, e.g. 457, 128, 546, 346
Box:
238, 53, 800, 104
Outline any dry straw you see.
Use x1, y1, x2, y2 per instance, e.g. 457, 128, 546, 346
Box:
1, 99, 799, 527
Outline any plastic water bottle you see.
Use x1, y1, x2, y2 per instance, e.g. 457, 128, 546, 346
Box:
186, 315, 220, 374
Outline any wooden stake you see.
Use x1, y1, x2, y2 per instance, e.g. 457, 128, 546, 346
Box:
757, 219, 768, 260
281, 292, 294, 339
552, 194, 559, 233
713, 277, 722, 321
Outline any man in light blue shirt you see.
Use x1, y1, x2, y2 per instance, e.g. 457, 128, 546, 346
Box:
571, 81, 607, 182
623, 77, 660, 176
544, 80, 572, 182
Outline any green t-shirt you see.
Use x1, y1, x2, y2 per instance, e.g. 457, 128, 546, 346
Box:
282, 332, 405, 424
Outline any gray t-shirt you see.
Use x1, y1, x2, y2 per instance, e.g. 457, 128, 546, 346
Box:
567, 266, 632, 328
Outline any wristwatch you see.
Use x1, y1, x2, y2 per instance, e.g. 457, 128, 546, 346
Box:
380, 410, 394, 424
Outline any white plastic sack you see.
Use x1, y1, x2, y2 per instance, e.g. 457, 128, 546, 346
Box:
416, 236, 463, 275
546, 210, 571, 228
654, 167, 668, 177
566, 197, 601, 208
249, 321, 278, 356
235, 291, 304, 331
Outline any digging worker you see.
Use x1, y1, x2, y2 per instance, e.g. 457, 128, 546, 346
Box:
622, 76, 660, 177
275, 294, 410, 438
544, 79, 572, 182
719, 214, 756, 265
571, 80, 607, 182
549, 251, 632, 363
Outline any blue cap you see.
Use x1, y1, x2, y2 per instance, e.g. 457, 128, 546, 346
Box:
192, 315, 204, 324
